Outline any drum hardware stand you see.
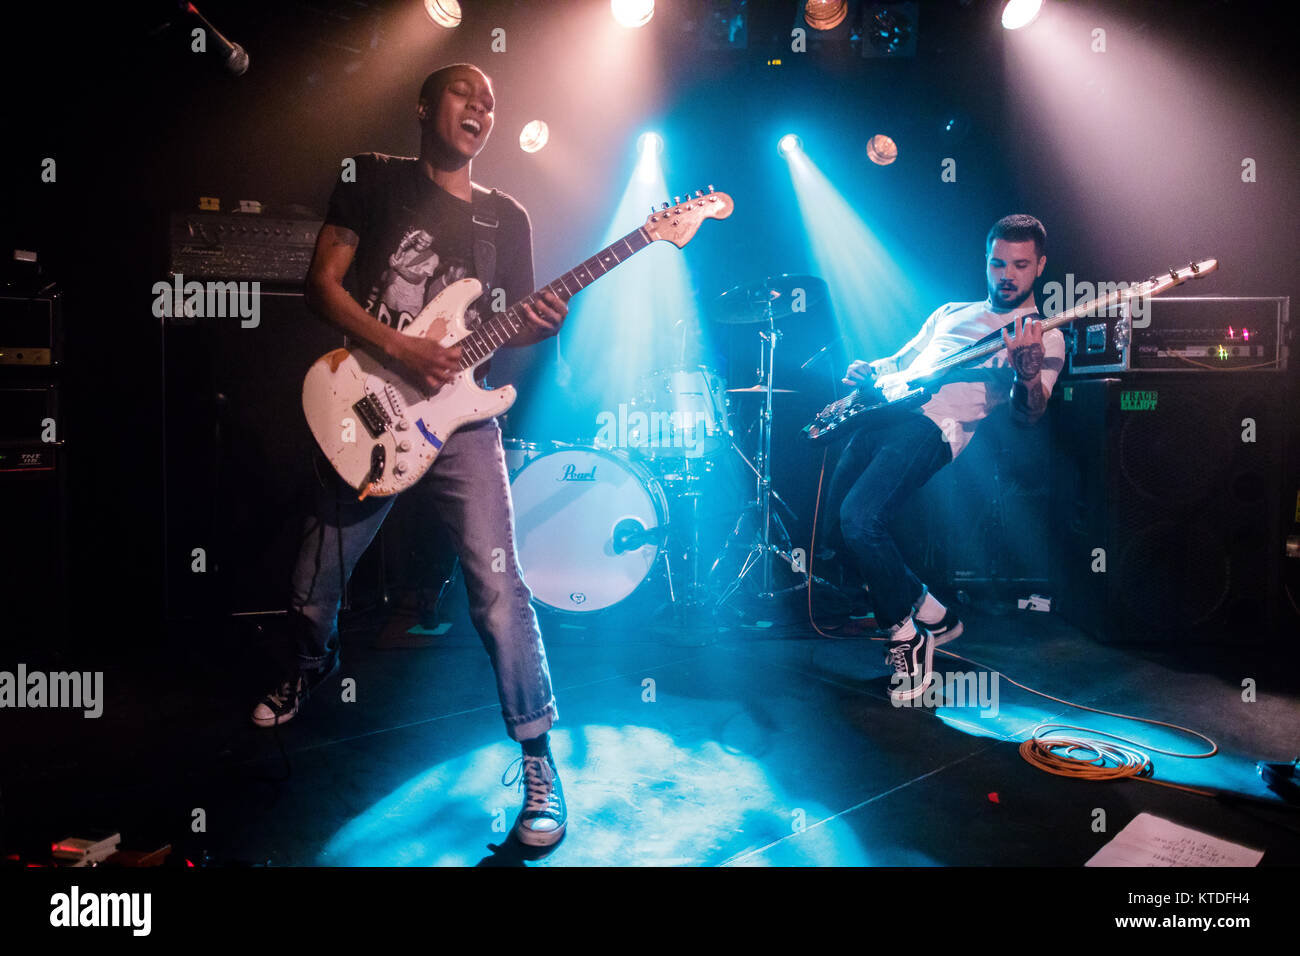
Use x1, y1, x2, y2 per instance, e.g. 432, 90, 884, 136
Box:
723, 429, 799, 523
711, 300, 797, 600
659, 544, 677, 607
703, 273, 834, 606
675, 479, 732, 616
634, 454, 731, 637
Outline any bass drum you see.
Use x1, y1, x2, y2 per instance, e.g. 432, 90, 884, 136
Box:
501, 438, 549, 478
510, 446, 669, 613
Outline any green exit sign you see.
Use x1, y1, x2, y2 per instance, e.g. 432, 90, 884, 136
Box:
1121, 390, 1158, 411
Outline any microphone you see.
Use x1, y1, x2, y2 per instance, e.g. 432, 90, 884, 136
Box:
612, 519, 666, 555
183, 2, 249, 76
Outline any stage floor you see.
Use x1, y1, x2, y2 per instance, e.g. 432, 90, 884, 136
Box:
5, 601, 1299, 867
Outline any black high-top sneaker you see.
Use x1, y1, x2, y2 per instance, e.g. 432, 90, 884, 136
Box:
503, 752, 567, 847
887, 627, 935, 704
251, 673, 308, 728
251, 652, 339, 728
915, 606, 963, 647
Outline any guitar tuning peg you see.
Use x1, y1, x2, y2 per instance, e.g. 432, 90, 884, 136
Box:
673, 196, 681, 205
661, 201, 670, 210
707, 184, 715, 193
650, 205, 658, 214
694, 189, 703, 198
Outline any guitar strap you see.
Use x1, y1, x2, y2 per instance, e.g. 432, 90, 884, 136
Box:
469, 183, 500, 307
468, 185, 502, 381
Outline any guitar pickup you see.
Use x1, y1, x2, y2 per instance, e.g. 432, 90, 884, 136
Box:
353, 393, 392, 439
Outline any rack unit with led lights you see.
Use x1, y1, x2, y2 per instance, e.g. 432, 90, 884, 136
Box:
1065, 295, 1288, 376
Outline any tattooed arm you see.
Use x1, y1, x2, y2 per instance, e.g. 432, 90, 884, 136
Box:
1001, 312, 1049, 426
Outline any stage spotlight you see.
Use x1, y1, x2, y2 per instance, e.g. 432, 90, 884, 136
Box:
423, 0, 462, 28
804, 0, 848, 31
777, 134, 803, 156
611, 0, 655, 29
634, 132, 663, 184
783, 146, 927, 367
519, 120, 549, 154
866, 133, 898, 165
1001, 0, 1043, 30
637, 131, 663, 155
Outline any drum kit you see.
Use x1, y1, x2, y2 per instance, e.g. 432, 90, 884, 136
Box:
507, 273, 832, 624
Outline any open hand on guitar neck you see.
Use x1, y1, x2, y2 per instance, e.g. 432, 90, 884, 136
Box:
509, 288, 570, 345
999, 311, 1046, 381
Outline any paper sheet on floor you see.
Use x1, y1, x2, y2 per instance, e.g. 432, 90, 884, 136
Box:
1086, 812, 1263, 867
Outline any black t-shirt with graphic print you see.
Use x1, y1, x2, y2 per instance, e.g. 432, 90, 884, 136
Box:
324, 152, 535, 366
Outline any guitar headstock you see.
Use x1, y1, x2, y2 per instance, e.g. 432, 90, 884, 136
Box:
643, 186, 734, 248
1131, 258, 1219, 298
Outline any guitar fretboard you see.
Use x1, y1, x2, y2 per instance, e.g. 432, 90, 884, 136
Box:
457, 227, 652, 369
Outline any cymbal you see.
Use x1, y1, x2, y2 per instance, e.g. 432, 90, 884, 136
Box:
710, 273, 828, 324
727, 385, 798, 394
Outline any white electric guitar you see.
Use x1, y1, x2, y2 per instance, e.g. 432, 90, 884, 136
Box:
303, 187, 734, 497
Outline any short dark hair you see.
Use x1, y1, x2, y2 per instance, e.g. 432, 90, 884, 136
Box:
986, 214, 1046, 259
419, 63, 491, 107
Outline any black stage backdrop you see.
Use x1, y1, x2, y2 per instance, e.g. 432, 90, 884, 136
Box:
1, 1, 1295, 647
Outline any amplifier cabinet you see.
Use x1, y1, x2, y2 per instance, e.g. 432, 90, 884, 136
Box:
0, 383, 67, 633
0, 292, 62, 368
168, 211, 322, 285
1050, 374, 1288, 643
162, 291, 344, 618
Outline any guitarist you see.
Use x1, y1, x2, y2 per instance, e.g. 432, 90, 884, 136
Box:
251, 63, 571, 847
825, 215, 1065, 702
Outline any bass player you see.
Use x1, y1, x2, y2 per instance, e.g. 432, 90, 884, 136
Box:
823, 214, 1066, 701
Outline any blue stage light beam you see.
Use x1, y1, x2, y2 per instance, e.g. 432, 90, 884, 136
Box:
527, 131, 704, 441
319, 724, 871, 866
782, 141, 928, 362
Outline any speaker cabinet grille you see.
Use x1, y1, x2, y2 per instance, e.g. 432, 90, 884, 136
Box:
1052, 374, 1286, 643
162, 292, 345, 618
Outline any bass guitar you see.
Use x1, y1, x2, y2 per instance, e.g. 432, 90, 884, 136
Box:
803, 258, 1218, 444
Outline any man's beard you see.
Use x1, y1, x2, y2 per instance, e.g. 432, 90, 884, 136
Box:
989, 281, 1034, 311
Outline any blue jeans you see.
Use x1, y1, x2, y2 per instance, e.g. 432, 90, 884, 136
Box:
824, 413, 953, 629
288, 418, 557, 741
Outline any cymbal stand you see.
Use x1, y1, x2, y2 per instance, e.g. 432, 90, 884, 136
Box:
712, 298, 798, 600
